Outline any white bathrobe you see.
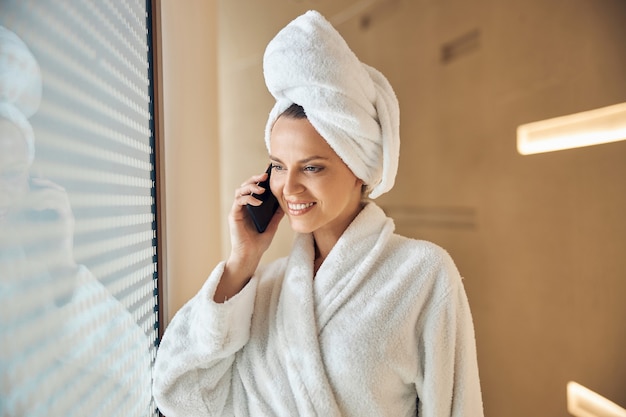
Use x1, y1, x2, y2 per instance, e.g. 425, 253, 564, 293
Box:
153, 203, 483, 416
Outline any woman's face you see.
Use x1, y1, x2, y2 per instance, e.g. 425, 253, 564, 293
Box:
0, 119, 30, 223
269, 115, 363, 238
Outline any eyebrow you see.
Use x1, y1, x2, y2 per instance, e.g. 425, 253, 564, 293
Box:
269, 155, 330, 164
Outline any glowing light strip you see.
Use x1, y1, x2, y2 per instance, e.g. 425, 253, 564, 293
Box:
567, 381, 626, 417
517, 102, 626, 155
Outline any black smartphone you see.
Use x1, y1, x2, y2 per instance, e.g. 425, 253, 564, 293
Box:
246, 164, 279, 233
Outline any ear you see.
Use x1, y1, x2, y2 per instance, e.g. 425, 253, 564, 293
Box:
359, 181, 371, 198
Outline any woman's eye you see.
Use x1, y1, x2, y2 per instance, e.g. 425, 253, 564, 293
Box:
304, 166, 323, 173
271, 164, 283, 171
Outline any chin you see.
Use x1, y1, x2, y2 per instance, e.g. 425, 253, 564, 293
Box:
286, 217, 317, 234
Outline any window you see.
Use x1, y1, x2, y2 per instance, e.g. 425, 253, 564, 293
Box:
0, 1, 161, 416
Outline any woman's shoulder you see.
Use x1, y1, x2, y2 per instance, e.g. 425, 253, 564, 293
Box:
383, 233, 464, 299
388, 233, 457, 270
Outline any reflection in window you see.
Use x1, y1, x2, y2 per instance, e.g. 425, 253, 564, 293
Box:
0, 1, 159, 416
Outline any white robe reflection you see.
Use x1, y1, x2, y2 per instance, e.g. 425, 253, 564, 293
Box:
0, 25, 151, 417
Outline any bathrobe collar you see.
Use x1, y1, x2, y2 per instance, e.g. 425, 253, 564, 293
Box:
275, 202, 395, 415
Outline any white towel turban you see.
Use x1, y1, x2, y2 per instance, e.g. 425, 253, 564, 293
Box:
0, 25, 42, 118
263, 10, 400, 199
0, 25, 41, 166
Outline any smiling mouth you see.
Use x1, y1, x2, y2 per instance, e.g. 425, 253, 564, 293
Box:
288, 202, 314, 210
287, 202, 315, 214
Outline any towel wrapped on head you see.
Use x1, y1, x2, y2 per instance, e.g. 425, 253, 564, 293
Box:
0, 25, 41, 166
0, 25, 42, 118
263, 10, 400, 199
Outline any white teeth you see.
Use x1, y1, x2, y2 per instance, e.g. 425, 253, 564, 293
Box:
288, 202, 314, 211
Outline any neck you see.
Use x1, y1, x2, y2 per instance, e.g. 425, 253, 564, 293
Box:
312, 222, 348, 264
312, 202, 366, 268
313, 244, 324, 275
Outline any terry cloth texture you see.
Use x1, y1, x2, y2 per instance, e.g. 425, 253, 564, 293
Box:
0, 25, 42, 165
153, 202, 484, 417
263, 10, 400, 199
0, 25, 42, 117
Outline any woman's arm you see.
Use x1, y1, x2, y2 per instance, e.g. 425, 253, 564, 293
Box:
416, 256, 484, 417
153, 168, 283, 416
214, 169, 284, 303
153, 262, 258, 417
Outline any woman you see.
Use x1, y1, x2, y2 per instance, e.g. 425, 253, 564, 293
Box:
153, 10, 483, 417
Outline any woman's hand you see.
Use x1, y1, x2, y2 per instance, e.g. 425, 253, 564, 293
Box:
214, 169, 284, 302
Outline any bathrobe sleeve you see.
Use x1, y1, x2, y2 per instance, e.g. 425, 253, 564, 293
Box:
416, 253, 483, 417
153, 261, 258, 417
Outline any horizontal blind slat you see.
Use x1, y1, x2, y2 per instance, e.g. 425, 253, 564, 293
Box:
1, 1, 159, 415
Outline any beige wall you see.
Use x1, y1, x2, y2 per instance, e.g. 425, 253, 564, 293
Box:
159, 0, 222, 321
162, 0, 626, 416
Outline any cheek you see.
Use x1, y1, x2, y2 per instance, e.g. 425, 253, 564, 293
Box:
269, 176, 281, 198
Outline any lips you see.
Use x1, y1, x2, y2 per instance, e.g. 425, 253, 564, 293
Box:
288, 202, 314, 210
286, 201, 315, 214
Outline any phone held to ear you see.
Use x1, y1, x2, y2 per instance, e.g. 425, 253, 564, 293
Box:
246, 164, 279, 233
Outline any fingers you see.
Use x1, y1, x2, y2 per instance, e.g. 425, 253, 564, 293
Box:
234, 187, 262, 206
234, 172, 270, 206
26, 186, 72, 213
29, 177, 65, 192
13, 179, 72, 217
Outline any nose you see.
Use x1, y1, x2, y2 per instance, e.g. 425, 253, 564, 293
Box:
280, 169, 305, 196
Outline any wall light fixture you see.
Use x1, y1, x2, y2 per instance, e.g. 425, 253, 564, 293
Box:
517, 102, 626, 155
567, 381, 626, 417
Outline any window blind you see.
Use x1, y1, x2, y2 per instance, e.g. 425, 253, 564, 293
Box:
0, 1, 160, 416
